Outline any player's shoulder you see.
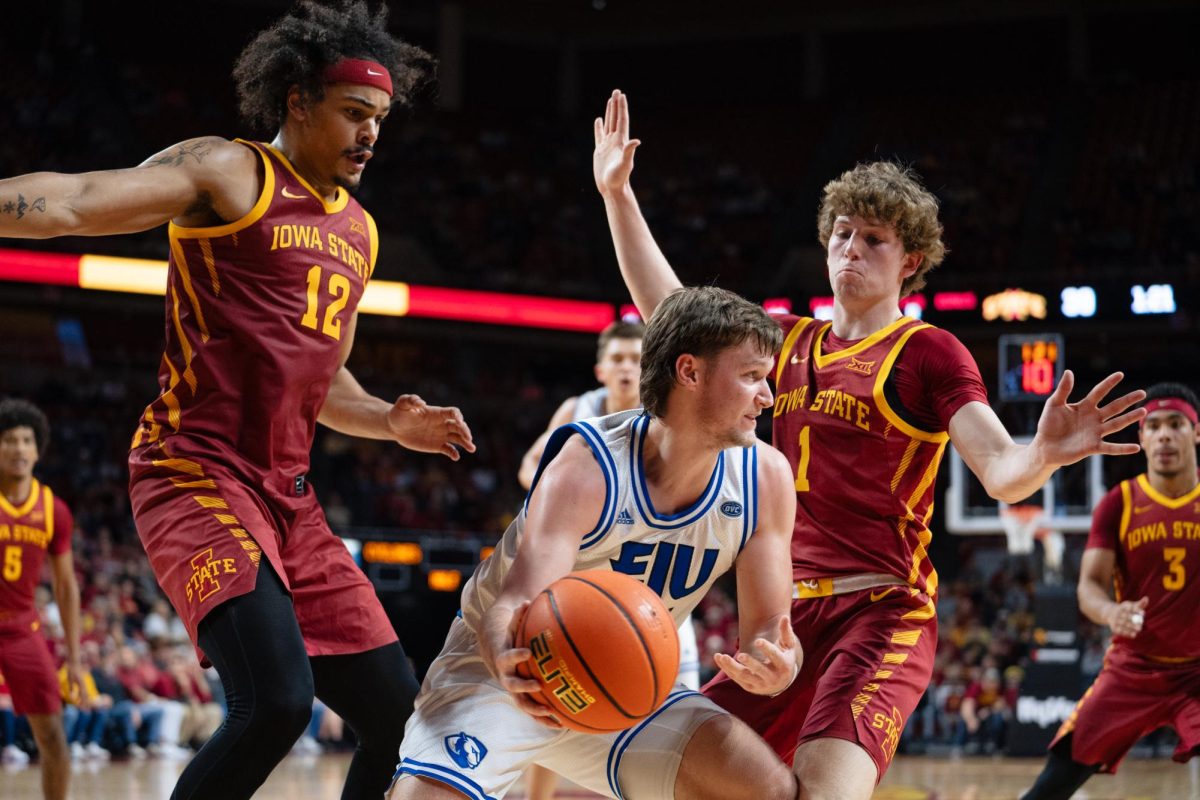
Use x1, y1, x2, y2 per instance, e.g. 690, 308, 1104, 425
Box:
538, 433, 609, 496
751, 440, 792, 483
141, 136, 255, 172
904, 320, 965, 351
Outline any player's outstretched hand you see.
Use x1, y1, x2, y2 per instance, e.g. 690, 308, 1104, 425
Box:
1034, 371, 1146, 467
593, 89, 641, 198
386, 394, 476, 460
1105, 596, 1149, 639
481, 602, 563, 729
714, 616, 802, 697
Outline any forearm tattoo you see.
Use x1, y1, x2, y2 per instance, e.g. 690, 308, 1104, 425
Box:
1, 194, 47, 219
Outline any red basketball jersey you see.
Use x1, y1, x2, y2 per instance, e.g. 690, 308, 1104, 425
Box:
1088, 475, 1200, 659
130, 141, 379, 488
772, 315, 974, 597
0, 480, 73, 634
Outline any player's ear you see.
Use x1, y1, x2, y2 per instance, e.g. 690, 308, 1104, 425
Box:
593, 362, 605, 384
674, 354, 699, 390
285, 85, 310, 122
901, 251, 923, 279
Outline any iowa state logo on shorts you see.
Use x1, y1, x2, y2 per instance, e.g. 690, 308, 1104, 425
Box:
444, 732, 487, 769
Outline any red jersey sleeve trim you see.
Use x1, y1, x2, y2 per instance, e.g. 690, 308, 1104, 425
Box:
776, 317, 814, 385
873, 324, 950, 444
1118, 480, 1133, 545
169, 140, 276, 240
1136, 474, 1200, 509
0, 478, 41, 518
365, 209, 380, 279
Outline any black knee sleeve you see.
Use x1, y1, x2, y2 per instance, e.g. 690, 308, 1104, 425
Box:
1020, 735, 1101, 800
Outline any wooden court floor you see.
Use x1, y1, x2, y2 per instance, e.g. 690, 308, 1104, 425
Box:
1, 751, 1196, 798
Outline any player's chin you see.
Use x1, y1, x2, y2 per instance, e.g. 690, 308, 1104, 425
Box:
334, 172, 364, 193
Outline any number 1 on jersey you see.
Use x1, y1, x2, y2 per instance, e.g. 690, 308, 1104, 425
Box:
301, 265, 350, 340
794, 425, 812, 492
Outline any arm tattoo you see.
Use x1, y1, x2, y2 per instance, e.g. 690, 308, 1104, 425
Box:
145, 141, 215, 167
0, 194, 46, 219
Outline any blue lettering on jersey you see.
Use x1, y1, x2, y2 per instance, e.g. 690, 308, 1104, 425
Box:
720, 501, 743, 518
609, 541, 720, 601
444, 732, 487, 769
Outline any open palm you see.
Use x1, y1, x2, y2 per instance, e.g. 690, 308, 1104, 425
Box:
1036, 370, 1145, 466
593, 90, 641, 197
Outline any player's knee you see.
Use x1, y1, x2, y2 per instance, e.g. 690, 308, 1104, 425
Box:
251, 673, 314, 739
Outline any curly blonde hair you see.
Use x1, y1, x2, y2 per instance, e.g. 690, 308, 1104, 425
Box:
816, 162, 946, 297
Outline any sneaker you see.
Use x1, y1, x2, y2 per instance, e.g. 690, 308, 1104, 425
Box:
84, 742, 111, 761
291, 735, 321, 756
70, 742, 86, 761
1, 744, 30, 765
126, 743, 148, 759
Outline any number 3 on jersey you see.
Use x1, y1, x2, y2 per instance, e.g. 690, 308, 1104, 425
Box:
1163, 547, 1186, 591
794, 425, 812, 492
301, 265, 350, 340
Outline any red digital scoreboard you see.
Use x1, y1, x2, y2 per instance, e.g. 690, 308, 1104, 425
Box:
998, 333, 1064, 401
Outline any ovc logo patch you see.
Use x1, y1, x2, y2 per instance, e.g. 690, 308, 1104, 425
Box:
720, 501, 743, 518
444, 732, 487, 770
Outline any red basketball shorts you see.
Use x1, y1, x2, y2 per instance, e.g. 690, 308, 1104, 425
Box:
703, 585, 936, 782
1052, 645, 1200, 772
0, 627, 61, 715
129, 445, 396, 665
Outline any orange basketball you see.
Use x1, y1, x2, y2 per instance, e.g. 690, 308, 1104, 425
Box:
515, 570, 679, 733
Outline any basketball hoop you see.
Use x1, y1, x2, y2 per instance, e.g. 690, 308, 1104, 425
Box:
1000, 504, 1043, 556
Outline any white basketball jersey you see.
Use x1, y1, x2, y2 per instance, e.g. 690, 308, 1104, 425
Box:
573, 387, 612, 420
460, 410, 761, 632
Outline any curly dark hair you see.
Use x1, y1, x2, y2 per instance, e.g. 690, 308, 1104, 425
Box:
1143, 382, 1199, 412
233, 1, 435, 132
0, 398, 50, 455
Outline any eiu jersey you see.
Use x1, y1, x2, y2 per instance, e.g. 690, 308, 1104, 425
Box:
460, 410, 761, 631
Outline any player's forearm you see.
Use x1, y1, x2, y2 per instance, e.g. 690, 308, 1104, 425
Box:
602, 186, 683, 319
0, 172, 86, 238
318, 367, 393, 439
0, 169, 181, 238
976, 439, 1057, 505
1077, 576, 1117, 627
53, 576, 84, 665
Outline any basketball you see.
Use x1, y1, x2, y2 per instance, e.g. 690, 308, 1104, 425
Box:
514, 570, 679, 733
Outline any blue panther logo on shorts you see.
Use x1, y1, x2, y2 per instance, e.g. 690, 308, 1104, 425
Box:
444, 732, 487, 769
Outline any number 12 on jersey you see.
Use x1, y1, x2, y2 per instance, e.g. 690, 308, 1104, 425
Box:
301, 265, 350, 340
794, 426, 812, 492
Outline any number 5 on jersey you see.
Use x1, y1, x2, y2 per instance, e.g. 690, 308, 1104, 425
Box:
301, 265, 350, 340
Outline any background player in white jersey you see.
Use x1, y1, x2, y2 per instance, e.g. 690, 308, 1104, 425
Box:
390, 286, 803, 800
517, 320, 700, 799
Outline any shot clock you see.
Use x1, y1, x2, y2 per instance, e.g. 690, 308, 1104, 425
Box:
998, 333, 1064, 402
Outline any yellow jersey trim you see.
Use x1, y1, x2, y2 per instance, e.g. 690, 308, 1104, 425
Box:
775, 317, 814, 385
43, 485, 54, 540
0, 479, 43, 519
260, 142, 349, 214
812, 315, 914, 369
365, 209, 379, 280
1118, 480, 1133, 544
170, 140, 276, 240
1136, 474, 1200, 509
872, 323, 948, 444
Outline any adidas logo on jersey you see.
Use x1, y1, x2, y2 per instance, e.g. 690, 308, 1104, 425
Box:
616, 509, 635, 525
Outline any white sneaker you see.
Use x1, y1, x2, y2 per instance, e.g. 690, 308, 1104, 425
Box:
1, 744, 30, 765
126, 743, 147, 759
290, 735, 321, 756
70, 742, 86, 761
84, 742, 110, 761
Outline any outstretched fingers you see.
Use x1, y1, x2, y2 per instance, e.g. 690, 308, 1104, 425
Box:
1097, 389, 1147, 421
1079, 371, 1128, 408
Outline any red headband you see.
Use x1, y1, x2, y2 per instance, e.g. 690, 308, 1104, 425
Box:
323, 58, 393, 97
1141, 397, 1199, 427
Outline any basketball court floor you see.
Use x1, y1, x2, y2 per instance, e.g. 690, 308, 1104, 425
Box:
1, 752, 1196, 799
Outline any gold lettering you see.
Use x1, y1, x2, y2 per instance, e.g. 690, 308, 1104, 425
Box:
855, 400, 871, 431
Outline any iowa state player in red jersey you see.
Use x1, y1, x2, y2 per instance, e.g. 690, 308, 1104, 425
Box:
0, 399, 86, 800
1022, 383, 1200, 799
0, 4, 474, 799
592, 90, 1146, 798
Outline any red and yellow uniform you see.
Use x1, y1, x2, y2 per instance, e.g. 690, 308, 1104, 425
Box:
705, 314, 987, 778
128, 140, 394, 664
1052, 476, 1200, 771
0, 480, 73, 714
